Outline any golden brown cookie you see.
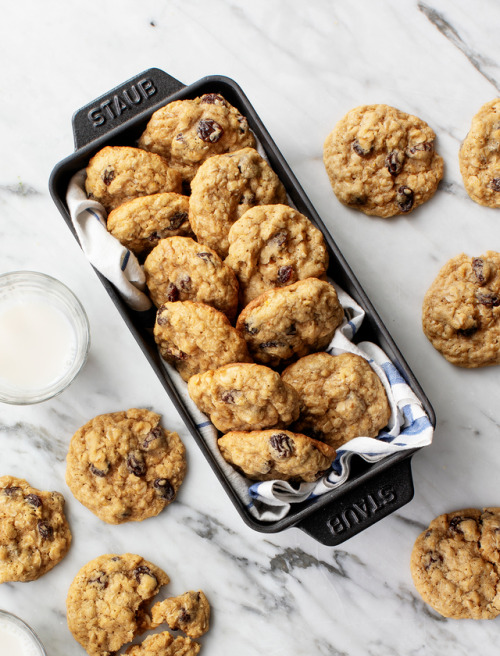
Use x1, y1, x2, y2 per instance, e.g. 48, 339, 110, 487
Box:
85, 146, 182, 212
151, 590, 210, 639
187, 363, 300, 433
225, 204, 329, 307
235, 278, 344, 367
0, 475, 71, 583
65, 409, 186, 524
410, 508, 500, 619
138, 92, 256, 184
106, 192, 192, 255
154, 301, 252, 382
126, 632, 200, 656
189, 147, 287, 258
66, 553, 169, 656
218, 429, 336, 482
459, 99, 500, 207
422, 251, 500, 367
281, 352, 391, 449
323, 104, 444, 217
144, 237, 239, 321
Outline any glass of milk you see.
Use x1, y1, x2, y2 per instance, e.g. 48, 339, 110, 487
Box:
0, 609, 47, 656
0, 271, 90, 404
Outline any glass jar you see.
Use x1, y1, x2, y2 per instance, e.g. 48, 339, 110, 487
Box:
0, 609, 47, 656
0, 271, 90, 404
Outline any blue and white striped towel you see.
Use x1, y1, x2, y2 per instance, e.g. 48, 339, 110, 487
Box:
66, 170, 152, 312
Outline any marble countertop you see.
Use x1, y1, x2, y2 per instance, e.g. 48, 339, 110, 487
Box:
1, 1, 500, 654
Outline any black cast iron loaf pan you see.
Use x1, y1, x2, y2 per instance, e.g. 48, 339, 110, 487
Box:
49, 68, 436, 546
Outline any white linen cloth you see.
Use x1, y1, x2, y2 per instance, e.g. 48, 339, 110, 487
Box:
66, 170, 152, 312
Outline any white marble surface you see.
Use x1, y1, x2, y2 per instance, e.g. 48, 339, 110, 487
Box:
1, 0, 500, 654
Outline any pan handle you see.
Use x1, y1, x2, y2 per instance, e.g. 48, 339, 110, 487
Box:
297, 456, 415, 546
71, 68, 185, 150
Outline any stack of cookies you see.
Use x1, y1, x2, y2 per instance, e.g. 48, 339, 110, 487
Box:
84, 92, 393, 487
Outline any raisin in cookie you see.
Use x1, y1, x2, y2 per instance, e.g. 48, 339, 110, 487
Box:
225, 204, 329, 307
138, 92, 256, 184
67, 553, 169, 656
459, 99, 500, 207
154, 301, 252, 382
189, 147, 287, 258
422, 251, 500, 367
85, 146, 182, 212
0, 476, 71, 583
106, 192, 192, 255
151, 590, 210, 639
218, 429, 336, 482
66, 409, 186, 524
282, 352, 391, 449
187, 363, 300, 433
126, 632, 200, 656
235, 278, 344, 367
410, 508, 500, 619
144, 237, 239, 320
323, 104, 444, 217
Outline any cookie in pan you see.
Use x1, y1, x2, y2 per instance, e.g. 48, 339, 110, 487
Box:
410, 508, 500, 619
106, 192, 192, 255
126, 632, 200, 656
0, 475, 71, 583
323, 104, 444, 217
154, 301, 252, 382
151, 590, 210, 639
189, 147, 287, 258
459, 99, 500, 207
66, 553, 169, 656
187, 362, 300, 433
218, 429, 336, 482
225, 204, 329, 307
66, 408, 186, 524
138, 92, 256, 184
281, 352, 391, 450
422, 251, 500, 367
85, 146, 182, 212
235, 278, 344, 367
144, 237, 239, 321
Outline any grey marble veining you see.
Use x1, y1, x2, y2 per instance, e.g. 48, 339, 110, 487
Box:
1, 1, 500, 654
419, 1, 500, 92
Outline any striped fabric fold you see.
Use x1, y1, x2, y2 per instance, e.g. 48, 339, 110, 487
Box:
66, 171, 152, 312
